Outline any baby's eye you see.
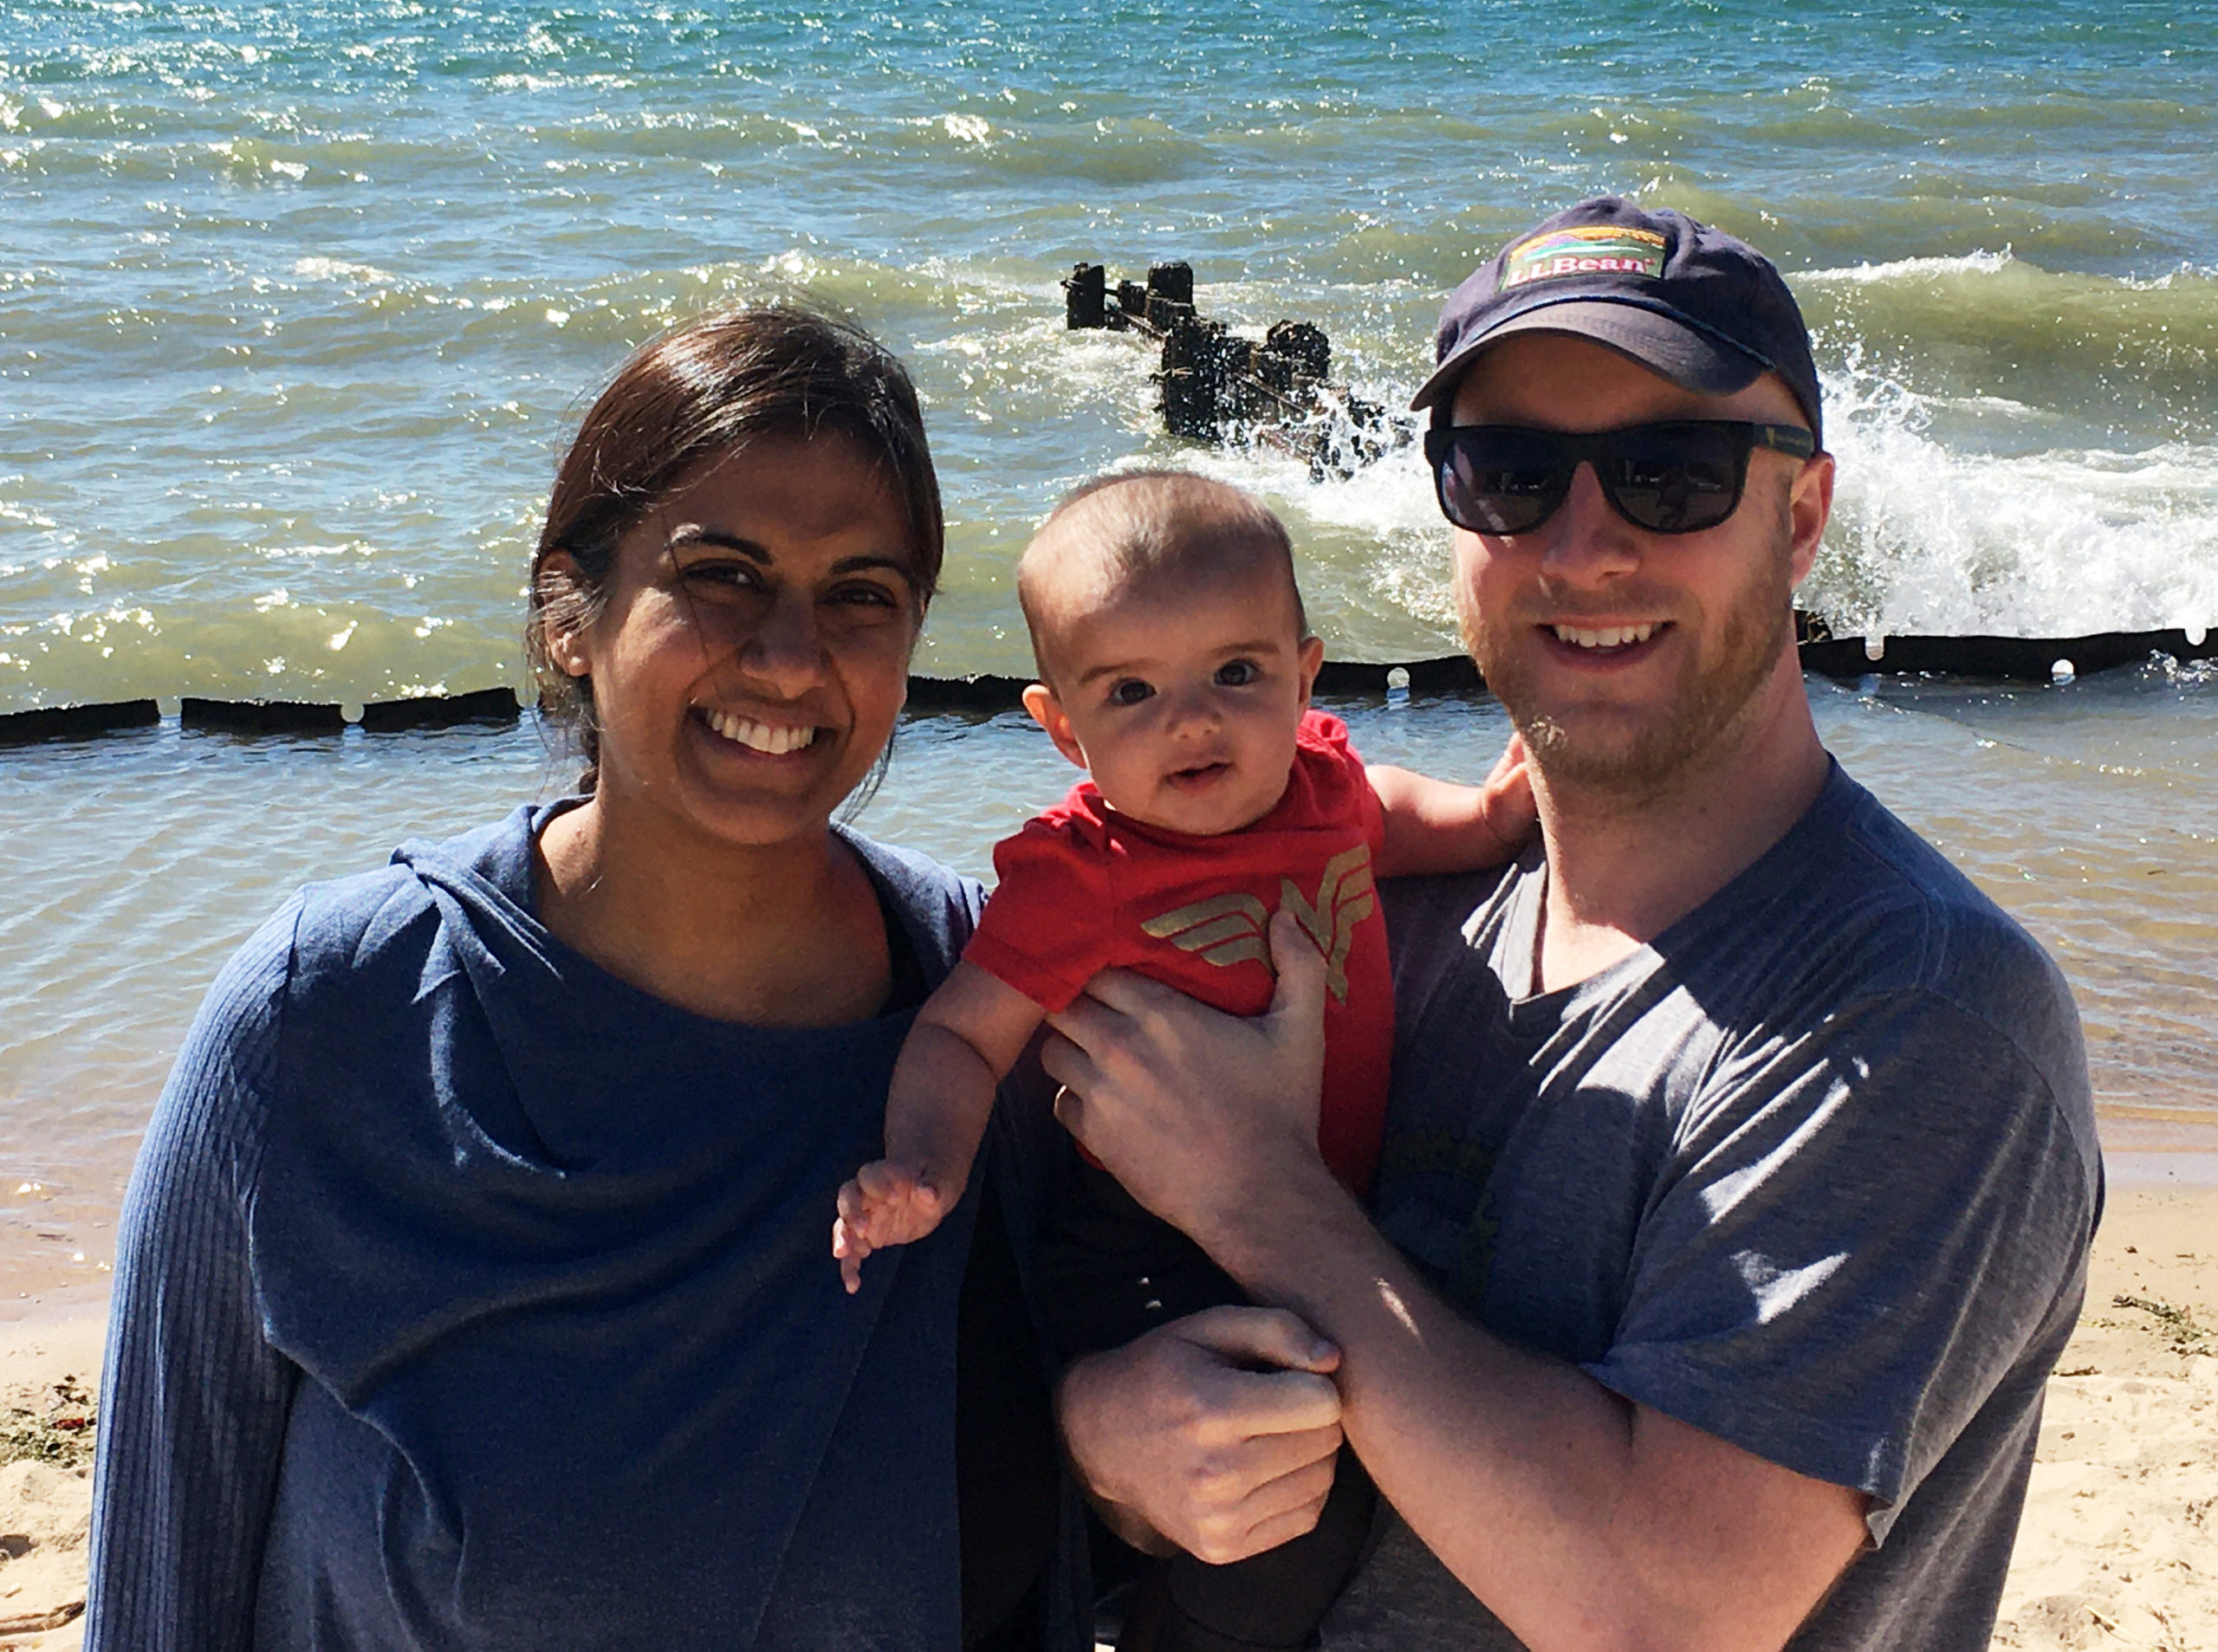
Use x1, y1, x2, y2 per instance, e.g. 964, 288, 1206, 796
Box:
1108, 678, 1155, 707
1215, 658, 1260, 687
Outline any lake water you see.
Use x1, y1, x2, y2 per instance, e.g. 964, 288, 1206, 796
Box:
3, 0, 2215, 1291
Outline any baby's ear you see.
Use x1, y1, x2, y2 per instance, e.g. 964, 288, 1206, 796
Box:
1021, 683, 1088, 770
1295, 634, 1326, 706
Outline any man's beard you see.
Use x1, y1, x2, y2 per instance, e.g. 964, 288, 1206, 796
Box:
1463, 506, 1797, 805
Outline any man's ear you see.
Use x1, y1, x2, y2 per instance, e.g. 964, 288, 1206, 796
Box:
1021, 682, 1088, 771
1786, 452, 1836, 587
1295, 634, 1326, 709
537, 553, 594, 679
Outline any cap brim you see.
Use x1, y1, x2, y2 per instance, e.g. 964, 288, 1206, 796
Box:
1409, 298, 1767, 413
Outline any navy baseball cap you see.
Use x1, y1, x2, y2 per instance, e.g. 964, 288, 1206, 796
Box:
1411, 197, 1824, 447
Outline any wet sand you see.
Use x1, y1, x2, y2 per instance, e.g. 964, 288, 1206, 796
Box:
3, 1188, 2211, 1651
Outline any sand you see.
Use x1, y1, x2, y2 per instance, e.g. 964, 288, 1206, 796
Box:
0, 1296, 101, 1652
1, 1190, 2210, 1650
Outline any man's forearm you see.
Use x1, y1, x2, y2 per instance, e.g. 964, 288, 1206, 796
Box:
1194, 1157, 1865, 1652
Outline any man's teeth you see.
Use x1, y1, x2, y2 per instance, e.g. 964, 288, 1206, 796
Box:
1552, 622, 1657, 649
704, 709, 817, 755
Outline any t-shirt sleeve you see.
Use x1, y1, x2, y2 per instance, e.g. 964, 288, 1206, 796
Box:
88, 900, 305, 1652
1297, 708, 1388, 858
962, 821, 1118, 1014
1582, 988, 2096, 1541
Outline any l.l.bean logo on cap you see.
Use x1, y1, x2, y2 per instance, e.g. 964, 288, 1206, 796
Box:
1502, 224, 1667, 289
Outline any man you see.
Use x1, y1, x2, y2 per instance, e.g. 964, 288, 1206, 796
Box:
1046, 198, 2099, 1652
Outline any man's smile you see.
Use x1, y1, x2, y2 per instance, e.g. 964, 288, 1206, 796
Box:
1550, 621, 1660, 650
1537, 619, 1671, 665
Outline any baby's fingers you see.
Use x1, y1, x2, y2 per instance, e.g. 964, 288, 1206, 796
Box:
833, 1216, 873, 1294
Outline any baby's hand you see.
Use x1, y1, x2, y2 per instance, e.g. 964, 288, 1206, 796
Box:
832, 1160, 953, 1293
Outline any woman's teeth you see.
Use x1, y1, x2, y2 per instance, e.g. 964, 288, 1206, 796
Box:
704, 709, 817, 755
1552, 622, 1657, 649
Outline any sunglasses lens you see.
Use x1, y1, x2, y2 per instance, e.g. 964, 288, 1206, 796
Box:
1604, 425, 1748, 533
1434, 429, 1565, 534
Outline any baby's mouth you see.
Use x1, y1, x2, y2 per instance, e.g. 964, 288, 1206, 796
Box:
1166, 760, 1232, 788
699, 707, 820, 755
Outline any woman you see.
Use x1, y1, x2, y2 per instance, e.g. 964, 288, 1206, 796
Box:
88, 307, 1075, 1650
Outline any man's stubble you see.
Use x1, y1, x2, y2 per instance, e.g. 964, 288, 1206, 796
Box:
1462, 484, 1799, 809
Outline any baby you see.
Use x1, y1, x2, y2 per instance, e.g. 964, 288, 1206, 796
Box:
835, 470, 1530, 1652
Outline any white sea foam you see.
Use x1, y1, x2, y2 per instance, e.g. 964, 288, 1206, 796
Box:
291, 257, 392, 284
1797, 249, 2016, 286
1814, 364, 2218, 638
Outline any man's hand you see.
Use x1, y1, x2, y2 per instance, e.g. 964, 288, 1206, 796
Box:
1044, 910, 1333, 1250
1058, 1305, 1346, 1564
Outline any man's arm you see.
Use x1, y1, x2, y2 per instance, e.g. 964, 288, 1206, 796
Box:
1045, 917, 1865, 1652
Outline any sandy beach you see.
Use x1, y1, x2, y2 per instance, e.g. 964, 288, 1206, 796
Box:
1, 1187, 2210, 1650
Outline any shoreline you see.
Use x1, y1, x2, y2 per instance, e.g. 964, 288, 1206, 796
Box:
2, 1189, 2211, 1650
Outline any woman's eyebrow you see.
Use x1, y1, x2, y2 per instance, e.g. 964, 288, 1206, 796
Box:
831, 553, 918, 586
665, 525, 767, 559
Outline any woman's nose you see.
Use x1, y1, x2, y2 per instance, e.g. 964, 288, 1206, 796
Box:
736, 591, 828, 694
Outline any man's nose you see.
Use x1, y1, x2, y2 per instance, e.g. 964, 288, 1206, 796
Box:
1538, 463, 1640, 585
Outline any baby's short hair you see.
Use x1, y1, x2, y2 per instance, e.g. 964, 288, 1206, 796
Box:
1016, 471, 1307, 681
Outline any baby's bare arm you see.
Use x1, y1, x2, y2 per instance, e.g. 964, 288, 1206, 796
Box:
1367, 735, 1535, 878
834, 962, 1048, 1291
883, 962, 1047, 1190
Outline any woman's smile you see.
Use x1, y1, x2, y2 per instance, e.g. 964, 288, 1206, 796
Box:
696, 704, 824, 757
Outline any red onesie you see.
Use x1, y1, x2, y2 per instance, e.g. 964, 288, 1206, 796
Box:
963, 709, 1391, 1194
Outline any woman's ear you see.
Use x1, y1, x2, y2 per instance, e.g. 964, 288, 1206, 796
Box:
1021, 682, 1088, 771
537, 553, 594, 679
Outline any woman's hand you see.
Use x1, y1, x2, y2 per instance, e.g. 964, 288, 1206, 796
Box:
1042, 910, 1330, 1252
1058, 1305, 1347, 1564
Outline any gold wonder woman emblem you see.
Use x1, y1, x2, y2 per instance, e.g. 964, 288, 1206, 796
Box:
1138, 844, 1376, 1003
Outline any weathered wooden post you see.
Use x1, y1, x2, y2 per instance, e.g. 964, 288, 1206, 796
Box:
1261, 321, 1331, 395
1145, 261, 1195, 330
1064, 262, 1106, 329
1160, 313, 1229, 439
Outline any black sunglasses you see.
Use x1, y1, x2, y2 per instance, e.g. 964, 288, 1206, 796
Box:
1424, 420, 1818, 536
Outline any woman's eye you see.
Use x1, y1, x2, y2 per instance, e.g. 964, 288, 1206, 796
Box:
1108, 678, 1154, 707
679, 559, 757, 593
1216, 658, 1260, 687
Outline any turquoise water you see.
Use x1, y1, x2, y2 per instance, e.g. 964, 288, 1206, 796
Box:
3, 0, 2215, 708
3, 2, 2218, 1286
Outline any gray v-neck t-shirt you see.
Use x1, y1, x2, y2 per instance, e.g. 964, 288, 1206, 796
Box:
1320, 761, 2099, 1651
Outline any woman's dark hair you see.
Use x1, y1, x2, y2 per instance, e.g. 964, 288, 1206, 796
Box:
529, 305, 944, 787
